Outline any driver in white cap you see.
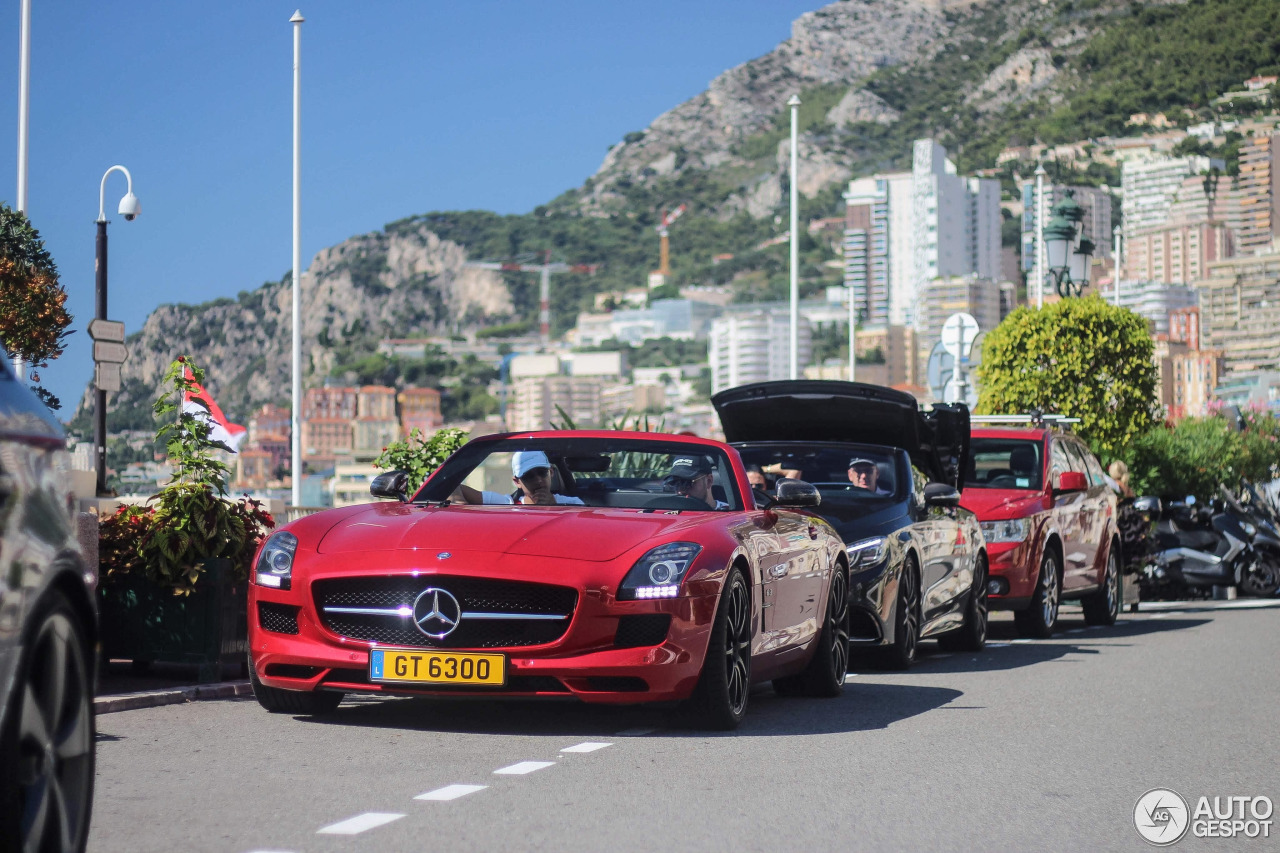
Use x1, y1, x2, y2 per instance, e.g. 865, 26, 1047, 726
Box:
453, 450, 584, 506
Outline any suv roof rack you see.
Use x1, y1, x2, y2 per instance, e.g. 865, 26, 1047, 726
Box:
970, 413, 1081, 428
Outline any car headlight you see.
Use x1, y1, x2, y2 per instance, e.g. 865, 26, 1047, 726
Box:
255, 531, 298, 590
846, 537, 888, 570
981, 519, 1029, 544
618, 542, 702, 601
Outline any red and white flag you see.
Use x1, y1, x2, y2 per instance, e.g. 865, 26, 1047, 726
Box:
183, 370, 247, 452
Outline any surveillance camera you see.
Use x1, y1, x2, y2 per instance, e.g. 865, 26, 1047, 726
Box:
118, 192, 141, 221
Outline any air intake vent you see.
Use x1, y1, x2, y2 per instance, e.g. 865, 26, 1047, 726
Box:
614, 614, 671, 649
258, 602, 300, 635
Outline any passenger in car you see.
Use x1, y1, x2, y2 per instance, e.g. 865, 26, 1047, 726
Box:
665, 456, 729, 509
848, 457, 891, 495
453, 450, 585, 506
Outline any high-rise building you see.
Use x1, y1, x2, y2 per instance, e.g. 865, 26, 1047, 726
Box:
510, 376, 602, 431
1125, 219, 1234, 285
1196, 253, 1280, 373
1122, 155, 1223, 236
708, 310, 813, 394
1113, 281, 1198, 336
1236, 133, 1280, 255
841, 140, 1000, 328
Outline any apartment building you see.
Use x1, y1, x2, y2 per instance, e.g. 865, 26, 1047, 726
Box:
1197, 253, 1280, 373
1122, 155, 1223, 236
708, 310, 813, 394
398, 387, 443, 435
1125, 219, 1235, 284
1236, 133, 1280, 255
510, 376, 603, 431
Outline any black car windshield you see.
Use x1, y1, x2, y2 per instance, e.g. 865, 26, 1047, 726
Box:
966, 438, 1043, 490
415, 436, 742, 511
735, 444, 899, 502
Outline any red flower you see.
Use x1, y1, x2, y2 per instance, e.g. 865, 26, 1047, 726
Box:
177, 356, 186, 363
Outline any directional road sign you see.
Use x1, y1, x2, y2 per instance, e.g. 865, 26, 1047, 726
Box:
93, 341, 129, 364
940, 312, 980, 360
95, 363, 122, 393
87, 319, 126, 342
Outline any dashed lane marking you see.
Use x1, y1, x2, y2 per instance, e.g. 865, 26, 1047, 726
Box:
494, 761, 556, 775
561, 742, 612, 753
415, 784, 488, 801
317, 813, 404, 835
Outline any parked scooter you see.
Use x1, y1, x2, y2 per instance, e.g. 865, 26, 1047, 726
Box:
1225, 482, 1280, 597
1136, 487, 1280, 599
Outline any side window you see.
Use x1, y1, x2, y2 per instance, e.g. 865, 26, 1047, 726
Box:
910, 463, 929, 505
1080, 446, 1107, 488
1049, 439, 1071, 485
1062, 440, 1089, 476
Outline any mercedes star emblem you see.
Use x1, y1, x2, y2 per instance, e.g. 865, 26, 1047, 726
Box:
411, 587, 462, 639
437, 552, 452, 559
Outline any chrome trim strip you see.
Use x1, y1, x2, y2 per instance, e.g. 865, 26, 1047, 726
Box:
322, 606, 567, 621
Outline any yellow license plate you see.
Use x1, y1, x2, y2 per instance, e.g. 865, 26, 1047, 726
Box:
369, 648, 505, 686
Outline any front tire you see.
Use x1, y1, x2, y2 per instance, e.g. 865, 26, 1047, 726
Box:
685, 569, 752, 730
0, 589, 96, 853
1082, 545, 1121, 625
868, 556, 920, 670
1015, 549, 1061, 638
249, 654, 344, 716
938, 553, 988, 652
1240, 557, 1280, 597
774, 563, 849, 698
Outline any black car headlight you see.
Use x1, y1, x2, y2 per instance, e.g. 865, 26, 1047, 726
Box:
617, 542, 702, 601
255, 531, 298, 591
847, 536, 889, 570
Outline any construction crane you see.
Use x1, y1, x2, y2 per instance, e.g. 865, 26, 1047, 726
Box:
655, 204, 686, 279
465, 252, 598, 348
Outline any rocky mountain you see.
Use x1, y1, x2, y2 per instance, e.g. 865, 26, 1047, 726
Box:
80, 0, 1218, 432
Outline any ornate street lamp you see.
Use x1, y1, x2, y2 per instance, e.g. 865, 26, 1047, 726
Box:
1041, 189, 1092, 299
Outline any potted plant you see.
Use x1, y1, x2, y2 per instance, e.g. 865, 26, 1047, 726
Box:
97, 356, 273, 681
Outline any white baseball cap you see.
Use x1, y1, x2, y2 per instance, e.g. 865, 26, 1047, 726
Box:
512, 450, 551, 478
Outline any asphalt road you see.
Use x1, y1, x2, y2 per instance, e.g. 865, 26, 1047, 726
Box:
88, 600, 1280, 853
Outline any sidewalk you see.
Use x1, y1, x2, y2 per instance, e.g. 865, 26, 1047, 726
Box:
95, 659, 252, 715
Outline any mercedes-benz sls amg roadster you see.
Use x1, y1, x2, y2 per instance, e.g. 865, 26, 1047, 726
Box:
247, 431, 850, 729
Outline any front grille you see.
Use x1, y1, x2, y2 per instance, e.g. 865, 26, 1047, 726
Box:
258, 602, 300, 635
321, 667, 569, 693
313, 576, 578, 649
614, 614, 671, 649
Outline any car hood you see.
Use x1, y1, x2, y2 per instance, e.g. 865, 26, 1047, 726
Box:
809, 500, 907, 544
712, 380, 969, 489
960, 489, 1048, 520
315, 502, 707, 562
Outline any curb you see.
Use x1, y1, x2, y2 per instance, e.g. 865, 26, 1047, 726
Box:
94, 680, 253, 715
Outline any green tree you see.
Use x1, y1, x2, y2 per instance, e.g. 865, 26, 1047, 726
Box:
975, 296, 1158, 460
0, 203, 72, 409
373, 427, 468, 493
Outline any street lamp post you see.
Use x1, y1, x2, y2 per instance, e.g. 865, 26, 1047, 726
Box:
1034, 164, 1046, 309
1040, 189, 1093, 299
787, 93, 801, 380
94, 165, 140, 496
1112, 224, 1122, 306
291, 10, 304, 508
847, 285, 856, 382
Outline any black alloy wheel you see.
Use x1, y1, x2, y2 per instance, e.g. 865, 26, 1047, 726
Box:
687, 569, 752, 730
1015, 549, 1061, 639
248, 653, 344, 716
869, 557, 920, 671
1240, 557, 1280, 597
0, 590, 95, 853
774, 563, 850, 697
1082, 545, 1121, 625
939, 553, 989, 652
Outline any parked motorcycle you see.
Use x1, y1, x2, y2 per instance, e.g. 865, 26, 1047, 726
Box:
1136, 487, 1280, 600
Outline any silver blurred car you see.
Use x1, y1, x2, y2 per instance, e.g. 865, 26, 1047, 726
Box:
0, 350, 96, 852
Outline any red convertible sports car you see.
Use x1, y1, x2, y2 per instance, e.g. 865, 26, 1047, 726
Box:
248, 431, 850, 729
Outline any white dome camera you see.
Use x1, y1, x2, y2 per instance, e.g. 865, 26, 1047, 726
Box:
118, 192, 141, 221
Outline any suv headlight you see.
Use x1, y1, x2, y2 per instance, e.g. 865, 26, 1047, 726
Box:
618, 542, 702, 600
847, 537, 889, 570
255, 531, 298, 590
981, 519, 1029, 544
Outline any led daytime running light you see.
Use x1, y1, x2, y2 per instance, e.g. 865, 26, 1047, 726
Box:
255, 531, 298, 591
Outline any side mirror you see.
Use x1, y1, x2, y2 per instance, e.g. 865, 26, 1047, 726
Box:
370, 470, 410, 503
923, 482, 961, 508
1132, 495, 1162, 515
1056, 471, 1088, 493
773, 478, 821, 508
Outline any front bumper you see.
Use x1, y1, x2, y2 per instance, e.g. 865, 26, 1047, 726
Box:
986, 539, 1038, 608
249, 577, 719, 705
846, 560, 891, 644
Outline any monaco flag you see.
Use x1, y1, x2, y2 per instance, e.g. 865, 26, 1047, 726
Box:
183, 369, 247, 452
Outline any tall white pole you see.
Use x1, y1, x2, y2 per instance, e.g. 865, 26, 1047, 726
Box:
1112, 224, 1122, 306
16, 0, 30, 212
847, 287, 856, 382
788, 94, 801, 379
1034, 164, 1046, 310
291, 10, 304, 508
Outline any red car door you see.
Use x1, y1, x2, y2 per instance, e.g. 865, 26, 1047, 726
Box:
1056, 439, 1094, 591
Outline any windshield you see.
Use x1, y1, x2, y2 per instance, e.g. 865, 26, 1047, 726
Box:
966, 438, 1044, 491
734, 444, 899, 502
416, 436, 743, 511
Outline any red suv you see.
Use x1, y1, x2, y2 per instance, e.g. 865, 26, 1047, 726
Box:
959, 418, 1120, 637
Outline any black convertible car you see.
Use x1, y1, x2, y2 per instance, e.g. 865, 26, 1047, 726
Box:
713, 380, 988, 669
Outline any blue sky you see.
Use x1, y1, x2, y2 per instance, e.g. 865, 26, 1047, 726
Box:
0, 0, 821, 418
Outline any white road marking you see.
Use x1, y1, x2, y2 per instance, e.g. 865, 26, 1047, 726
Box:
560, 742, 612, 753
1010, 639, 1035, 644
415, 784, 487, 801
616, 727, 656, 736
494, 761, 556, 775
317, 813, 404, 835
987, 642, 1011, 648
1150, 613, 1172, 619
1065, 628, 1084, 634
1138, 599, 1280, 612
